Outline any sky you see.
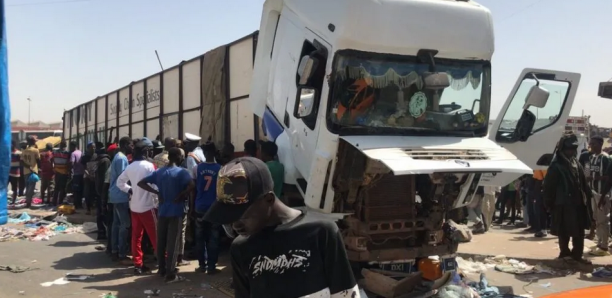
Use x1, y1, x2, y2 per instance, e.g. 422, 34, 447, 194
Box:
6, 0, 612, 127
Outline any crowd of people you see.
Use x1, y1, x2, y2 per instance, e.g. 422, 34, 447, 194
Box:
18, 129, 612, 294
467, 134, 612, 265
7, 132, 364, 296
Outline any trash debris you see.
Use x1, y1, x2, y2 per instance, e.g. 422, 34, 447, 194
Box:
95, 245, 105, 251
540, 282, 551, 288
589, 267, 612, 278
456, 257, 493, 274
40, 277, 70, 287
8, 212, 32, 223
494, 258, 535, 275
100, 293, 117, 298
447, 219, 473, 243
0, 264, 37, 273
0, 212, 93, 242
65, 273, 94, 281
144, 289, 160, 296
200, 283, 212, 289
438, 272, 528, 298
18, 291, 25, 295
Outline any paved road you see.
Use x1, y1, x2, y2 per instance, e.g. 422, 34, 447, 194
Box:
0, 233, 232, 298
0, 230, 610, 298
459, 223, 612, 265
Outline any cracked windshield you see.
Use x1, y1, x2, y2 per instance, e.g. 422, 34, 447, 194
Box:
329, 53, 490, 134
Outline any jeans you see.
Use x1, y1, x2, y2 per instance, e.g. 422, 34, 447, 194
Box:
18, 173, 25, 196
526, 191, 535, 227
72, 175, 84, 208
591, 193, 610, 249
106, 203, 113, 252
195, 212, 220, 271
533, 191, 548, 233
53, 173, 69, 205
522, 202, 530, 226
8, 176, 18, 203
111, 202, 131, 257
24, 173, 36, 206
498, 190, 517, 223
96, 183, 110, 237
83, 179, 96, 212
41, 176, 54, 204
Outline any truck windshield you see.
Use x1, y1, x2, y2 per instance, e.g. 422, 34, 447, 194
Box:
327, 51, 491, 137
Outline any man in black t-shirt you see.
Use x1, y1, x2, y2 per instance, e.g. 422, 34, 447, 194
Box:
204, 157, 360, 298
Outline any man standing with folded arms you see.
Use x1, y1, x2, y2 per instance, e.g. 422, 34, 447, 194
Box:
139, 148, 194, 283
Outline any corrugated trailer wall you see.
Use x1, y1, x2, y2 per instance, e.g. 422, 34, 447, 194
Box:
62, 32, 263, 152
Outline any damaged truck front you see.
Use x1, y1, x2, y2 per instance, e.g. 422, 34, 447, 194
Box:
250, 0, 580, 295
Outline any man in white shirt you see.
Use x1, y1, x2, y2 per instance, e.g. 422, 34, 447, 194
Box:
116, 138, 158, 274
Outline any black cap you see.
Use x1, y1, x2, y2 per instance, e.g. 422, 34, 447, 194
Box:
203, 157, 274, 224
561, 134, 579, 149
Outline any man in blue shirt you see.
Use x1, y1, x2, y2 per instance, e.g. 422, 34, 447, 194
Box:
193, 141, 222, 274
138, 148, 194, 283
109, 136, 133, 264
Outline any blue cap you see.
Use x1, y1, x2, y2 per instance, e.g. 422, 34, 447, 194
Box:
135, 137, 154, 149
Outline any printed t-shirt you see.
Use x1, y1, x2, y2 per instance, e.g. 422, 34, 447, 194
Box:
21, 147, 40, 175
588, 152, 610, 194
193, 162, 221, 212
230, 211, 359, 298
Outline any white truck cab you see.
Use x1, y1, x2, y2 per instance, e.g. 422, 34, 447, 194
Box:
250, 0, 580, 293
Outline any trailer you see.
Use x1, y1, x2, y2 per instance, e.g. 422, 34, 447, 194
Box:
62, 32, 264, 152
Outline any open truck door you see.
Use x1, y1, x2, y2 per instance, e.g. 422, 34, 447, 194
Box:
483, 68, 581, 186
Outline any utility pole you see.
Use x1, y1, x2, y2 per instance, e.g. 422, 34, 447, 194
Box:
27, 97, 31, 124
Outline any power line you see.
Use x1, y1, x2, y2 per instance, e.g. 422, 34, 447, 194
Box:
498, 0, 545, 22
7, 0, 92, 7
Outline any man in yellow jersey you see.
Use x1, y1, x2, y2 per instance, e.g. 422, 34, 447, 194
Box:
21, 136, 40, 208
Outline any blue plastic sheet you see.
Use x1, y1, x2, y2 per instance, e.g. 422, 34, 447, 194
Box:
0, 0, 9, 226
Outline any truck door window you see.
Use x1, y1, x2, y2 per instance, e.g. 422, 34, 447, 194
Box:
296, 40, 328, 130
498, 78, 569, 137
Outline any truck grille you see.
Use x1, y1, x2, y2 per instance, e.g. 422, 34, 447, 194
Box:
403, 149, 489, 160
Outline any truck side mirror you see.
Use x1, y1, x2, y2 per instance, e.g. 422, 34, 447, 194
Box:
523, 85, 550, 109
297, 56, 318, 85
294, 87, 317, 119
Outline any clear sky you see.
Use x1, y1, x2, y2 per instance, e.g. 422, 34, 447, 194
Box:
7, 0, 612, 126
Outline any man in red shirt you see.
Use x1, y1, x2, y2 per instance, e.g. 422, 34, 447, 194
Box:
40, 143, 55, 205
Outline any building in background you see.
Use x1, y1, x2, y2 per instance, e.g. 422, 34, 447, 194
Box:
11, 120, 63, 143
564, 116, 590, 136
